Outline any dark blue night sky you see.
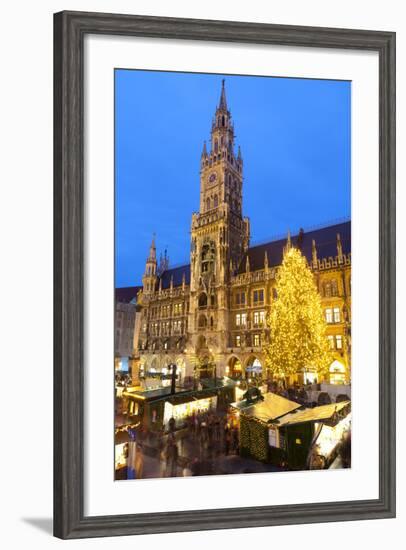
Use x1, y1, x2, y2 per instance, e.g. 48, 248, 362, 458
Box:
115, 70, 351, 288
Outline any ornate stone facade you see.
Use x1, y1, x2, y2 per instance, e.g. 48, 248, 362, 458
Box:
120, 82, 351, 385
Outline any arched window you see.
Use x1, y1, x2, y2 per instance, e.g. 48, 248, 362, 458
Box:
198, 314, 207, 328
206, 198, 210, 211
214, 139, 218, 153
222, 115, 225, 126
198, 293, 208, 308
213, 195, 218, 207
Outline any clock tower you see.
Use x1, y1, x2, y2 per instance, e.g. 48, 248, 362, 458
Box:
189, 80, 250, 372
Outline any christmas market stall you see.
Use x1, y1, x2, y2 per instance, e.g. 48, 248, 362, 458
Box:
231, 392, 351, 469
276, 401, 351, 469
230, 392, 301, 464
122, 382, 233, 432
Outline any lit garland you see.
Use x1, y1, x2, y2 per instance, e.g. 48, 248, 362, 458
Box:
265, 246, 332, 380
239, 417, 268, 462
248, 418, 268, 462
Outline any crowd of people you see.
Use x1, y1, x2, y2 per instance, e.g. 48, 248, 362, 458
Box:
150, 410, 240, 477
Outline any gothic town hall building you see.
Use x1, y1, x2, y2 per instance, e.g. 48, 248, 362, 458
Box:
115, 81, 351, 387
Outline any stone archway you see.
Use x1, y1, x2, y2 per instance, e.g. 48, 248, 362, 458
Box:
245, 355, 263, 380
329, 359, 346, 384
227, 355, 243, 378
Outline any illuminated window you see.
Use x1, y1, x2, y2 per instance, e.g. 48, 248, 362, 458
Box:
336, 335, 343, 349
253, 311, 265, 326
327, 335, 335, 349
331, 280, 338, 296
235, 335, 241, 347
236, 313, 247, 327
253, 334, 261, 347
333, 307, 341, 323
325, 308, 333, 323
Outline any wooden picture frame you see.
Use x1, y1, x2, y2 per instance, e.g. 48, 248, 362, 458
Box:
54, 10, 396, 539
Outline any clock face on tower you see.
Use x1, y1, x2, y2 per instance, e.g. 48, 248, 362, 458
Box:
208, 172, 217, 184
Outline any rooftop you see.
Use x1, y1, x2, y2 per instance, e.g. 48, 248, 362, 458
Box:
231, 392, 302, 422
115, 220, 351, 297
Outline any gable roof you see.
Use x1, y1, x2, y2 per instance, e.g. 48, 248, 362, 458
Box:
115, 286, 142, 304
231, 392, 302, 423
159, 264, 190, 290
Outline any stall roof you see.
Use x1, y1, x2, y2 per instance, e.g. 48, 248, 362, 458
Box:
123, 385, 224, 404
231, 392, 301, 423
276, 401, 351, 427
123, 387, 173, 401
166, 389, 219, 406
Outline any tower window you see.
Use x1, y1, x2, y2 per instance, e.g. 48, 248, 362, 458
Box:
214, 139, 218, 153
198, 293, 208, 308
222, 115, 225, 126
213, 195, 218, 207
198, 314, 207, 329
206, 198, 211, 211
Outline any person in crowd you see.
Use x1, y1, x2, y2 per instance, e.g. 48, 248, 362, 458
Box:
135, 443, 144, 479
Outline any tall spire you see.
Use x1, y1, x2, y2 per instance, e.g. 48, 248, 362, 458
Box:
219, 79, 227, 110
336, 233, 343, 264
286, 229, 291, 250
201, 140, 207, 158
148, 233, 156, 261
312, 239, 318, 269
143, 233, 157, 294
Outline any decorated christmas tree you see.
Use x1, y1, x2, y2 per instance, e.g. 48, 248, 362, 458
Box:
265, 241, 331, 382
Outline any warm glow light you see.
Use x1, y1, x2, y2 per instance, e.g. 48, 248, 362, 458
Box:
163, 396, 217, 425
115, 443, 127, 469
315, 412, 352, 457
265, 247, 332, 379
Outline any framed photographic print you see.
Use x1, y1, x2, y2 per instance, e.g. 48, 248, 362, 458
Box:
54, 11, 396, 539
